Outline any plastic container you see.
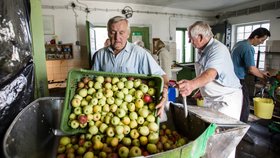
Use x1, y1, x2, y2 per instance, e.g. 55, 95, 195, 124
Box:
60, 69, 164, 134
253, 97, 274, 119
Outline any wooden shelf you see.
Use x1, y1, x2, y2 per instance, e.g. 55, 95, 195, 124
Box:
45, 43, 73, 60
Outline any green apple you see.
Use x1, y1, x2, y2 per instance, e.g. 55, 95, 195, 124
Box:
80, 99, 89, 107
69, 113, 76, 120
121, 137, 131, 146
77, 146, 86, 155
87, 114, 94, 122
139, 84, 149, 93
98, 99, 106, 106
106, 127, 115, 137
112, 85, 119, 91
130, 129, 140, 139
83, 151, 94, 158
120, 102, 128, 111
87, 80, 94, 88
99, 123, 108, 133
146, 114, 156, 122
110, 104, 118, 112
128, 88, 136, 95
138, 108, 149, 118
117, 81, 125, 89
122, 88, 129, 95
105, 89, 113, 97
87, 87, 96, 95
123, 125, 131, 135
135, 98, 144, 109
139, 136, 148, 146
124, 80, 134, 89
147, 87, 156, 96
73, 94, 83, 101
104, 115, 111, 124
73, 107, 82, 115
116, 108, 126, 118
148, 80, 155, 87
104, 82, 112, 90
114, 98, 123, 106
96, 76, 105, 83
129, 112, 138, 120
115, 125, 124, 135
106, 97, 115, 105
102, 104, 110, 113
92, 113, 101, 121
99, 151, 107, 158
148, 132, 159, 144
94, 81, 102, 90
57, 145, 66, 154
88, 125, 98, 135
118, 146, 129, 158
134, 90, 144, 99
93, 105, 101, 113
122, 116, 130, 125
127, 103, 135, 112
129, 146, 142, 157
112, 77, 120, 84
148, 102, 156, 111
137, 116, 145, 125
90, 98, 98, 105
71, 98, 81, 107
78, 88, 88, 97
83, 105, 93, 114
147, 143, 157, 154
124, 94, 133, 102
133, 79, 142, 88
116, 91, 125, 99
111, 116, 120, 126
85, 95, 93, 102
93, 139, 104, 150
83, 140, 92, 148
148, 122, 159, 132
95, 91, 103, 99
110, 137, 119, 147
116, 133, 124, 142
132, 138, 140, 147
139, 126, 150, 136
129, 120, 138, 129
60, 136, 71, 146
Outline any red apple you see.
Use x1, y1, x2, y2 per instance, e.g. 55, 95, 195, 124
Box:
143, 94, 153, 103
78, 114, 88, 124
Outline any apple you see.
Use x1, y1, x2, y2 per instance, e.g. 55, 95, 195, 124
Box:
105, 89, 113, 97
122, 116, 130, 125
136, 117, 144, 125
129, 146, 142, 157
129, 112, 138, 120
92, 113, 101, 121
60, 136, 71, 146
120, 102, 128, 111
124, 94, 133, 102
112, 85, 119, 91
148, 132, 159, 144
117, 81, 125, 89
87, 87, 96, 95
132, 138, 140, 147
102, 104, 110, 113
87, 80, 94, 88
85, 95, 93, 102
80, 99, 89, 107
122, 88, 129, 95
148, 80, 155, 87
57, 145, 65, 153
105, 76, 112, 83
73, 94, 83, 100
115, 125, 124, 135
148, 102, 156, 111
95, 91, 103, 99
85, 133, 93, 140
110, 104, 118, 112
94, 81, 102, 90
77, 146, 86, 155
111, 116, 120, 126
147, 87, 156, 96
99, 123, 108, 133
133, 79, 142, 88
130, 129, 140, 139
147, 143, 157, 154
110, 137, 119, 147
90, 98, 98, 105
139, 84, 149, 93
83, 105, 93, 114
163, 142, 171, 150
93, 140, 104, 150
124, 80, 134, 89
84, 140, 92, 148
128, 88, 136, 95
69, 113, 76, 120
138, 108, 149, 118
139, 126, 150, 136
93, 105, 101, 113
143, 94, 153, 103
96, 76, 105, 83
127, 103, 135, 112
104, 82, 112, 90
135, 99, 144, 109
118, 146, 129, 158
139, 136, 148, 146
78, 88, 88, 97
104, 115, 111, 124
123, 125, 131, 135
83, 151, 94, 158
78, 114, 87, 124
98, 99, 106, 106
129, 120, 138, 129
71, 98, 81, 107
112, 77, 120, 84
146, 114, 156, 122
106, 127, 115, 137
148, 122, 159, 132
127, 77, 134, 81
114, 98, 123, 106
99, 151, 107, 158
116, 108, 126, 118
116, 91, 125, 99
78, 81, 85, 88
79, 123, 87, 128
106, 97, 115, 105
88, 125, 98, 135
121, 137, 131, 146
134, 90, 144, 99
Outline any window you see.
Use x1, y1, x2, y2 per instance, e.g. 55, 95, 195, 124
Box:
176, 28, 194, 63
234, 22, 270, 70
94, 27, 108, 51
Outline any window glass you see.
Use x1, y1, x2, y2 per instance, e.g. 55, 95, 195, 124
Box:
176, 29, 193, 63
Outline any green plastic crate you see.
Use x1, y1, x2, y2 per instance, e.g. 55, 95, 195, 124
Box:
60, 69, 164, 134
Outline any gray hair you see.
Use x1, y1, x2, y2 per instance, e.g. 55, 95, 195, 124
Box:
188, 21, 213, 38
107, 16, 130, 32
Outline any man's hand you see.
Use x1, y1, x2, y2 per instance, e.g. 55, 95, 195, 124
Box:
156, 86, 168, 117
176, 80, 196, 97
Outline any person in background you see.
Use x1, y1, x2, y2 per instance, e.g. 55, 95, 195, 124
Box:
231, 27, 271, 123
92, 16, 168, 116
177, 21, 242, 158
154, 39, 173, 80
104, 38, 111, 47
134, 40, 152, 54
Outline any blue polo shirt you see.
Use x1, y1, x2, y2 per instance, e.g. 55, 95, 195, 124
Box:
92, 42, 165, 75
231, 40, 255, 79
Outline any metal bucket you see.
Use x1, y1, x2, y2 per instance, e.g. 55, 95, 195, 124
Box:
3, 97, 250, 158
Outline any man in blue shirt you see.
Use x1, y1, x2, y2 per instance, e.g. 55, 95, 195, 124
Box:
92, 16, 168, 117
231, 27, 271, 122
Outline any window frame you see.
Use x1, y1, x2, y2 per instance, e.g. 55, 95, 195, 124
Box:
176, 28, 195, 64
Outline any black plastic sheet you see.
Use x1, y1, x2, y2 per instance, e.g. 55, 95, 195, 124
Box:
0, 0, 34, 157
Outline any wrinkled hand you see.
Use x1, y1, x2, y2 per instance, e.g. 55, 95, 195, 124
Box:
156, 86, 168, 117
263, 71, 271, 79
177, 80, 195, 97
